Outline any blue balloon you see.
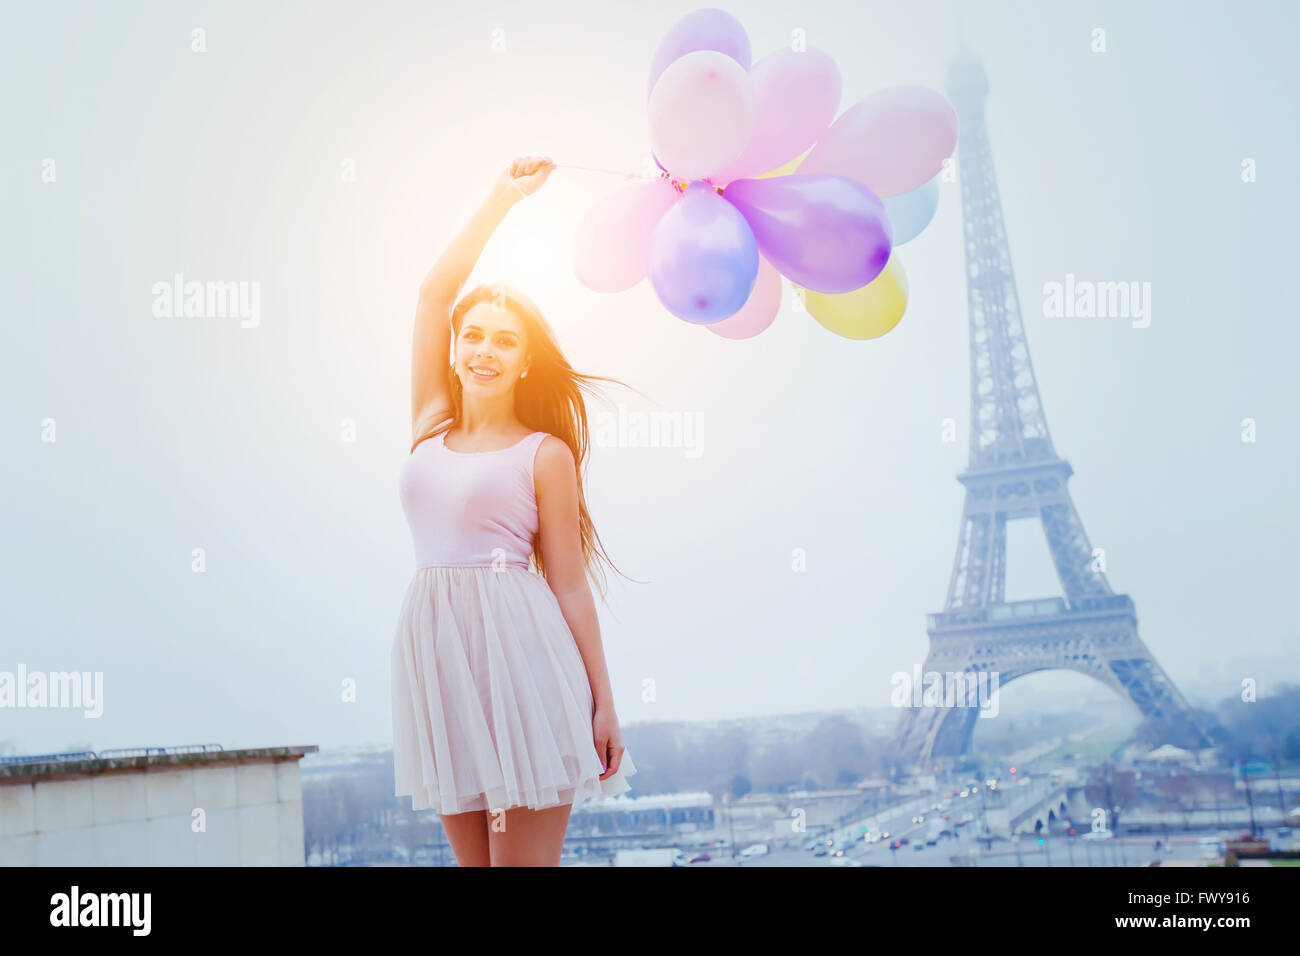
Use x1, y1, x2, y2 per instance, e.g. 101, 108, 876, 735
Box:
882, 176, 940, 245
649, 184, 758, 323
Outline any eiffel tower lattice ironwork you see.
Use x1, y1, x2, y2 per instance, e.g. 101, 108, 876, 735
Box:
893, 51, 1209, 766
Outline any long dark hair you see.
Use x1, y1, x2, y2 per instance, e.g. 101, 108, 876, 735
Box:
411, 283, 645, 601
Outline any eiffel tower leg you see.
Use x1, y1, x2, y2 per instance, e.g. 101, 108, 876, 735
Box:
948, 512, 1007, 608
1105, 632, 1212, 746
1040, 492, 1109, 602
893, 656, 990, 765
895, 696, 985, 765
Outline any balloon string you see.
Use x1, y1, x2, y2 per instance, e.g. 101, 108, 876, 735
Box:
553, 162, 664, 181
553, 162, 699, 193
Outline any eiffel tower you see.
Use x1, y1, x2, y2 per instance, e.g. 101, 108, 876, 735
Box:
894, 51, 1209, 766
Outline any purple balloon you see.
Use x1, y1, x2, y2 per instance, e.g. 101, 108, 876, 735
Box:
647, 8, 751, 100
649, 184, 758, 323
722, 173, 892, 294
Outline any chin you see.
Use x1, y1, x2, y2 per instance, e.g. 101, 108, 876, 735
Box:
466, 378, 514, 392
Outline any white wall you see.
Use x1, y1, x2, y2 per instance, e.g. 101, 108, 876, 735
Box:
0, 759, 306, 866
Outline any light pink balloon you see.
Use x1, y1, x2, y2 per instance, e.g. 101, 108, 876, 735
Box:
799, 85, 958, 198
706, 253, 781, 339
711, 47, 841, 187
572, 178, 680, 293
648, 50, 755, 181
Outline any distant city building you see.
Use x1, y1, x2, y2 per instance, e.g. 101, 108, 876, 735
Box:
569, 791, 714, 834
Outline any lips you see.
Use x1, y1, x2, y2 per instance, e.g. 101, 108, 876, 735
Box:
468, 365, 500, 381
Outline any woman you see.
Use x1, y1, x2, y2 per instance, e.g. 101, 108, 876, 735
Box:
391, 155, 638, 867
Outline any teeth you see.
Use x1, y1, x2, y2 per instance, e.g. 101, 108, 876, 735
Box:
470, 367, 498, 376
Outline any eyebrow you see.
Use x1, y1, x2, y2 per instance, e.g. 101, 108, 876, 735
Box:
463, 325, 519, 339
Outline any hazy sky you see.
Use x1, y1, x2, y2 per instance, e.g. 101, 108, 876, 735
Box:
3, 0, 1297, 757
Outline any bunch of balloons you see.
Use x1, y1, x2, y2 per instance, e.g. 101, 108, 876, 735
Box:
571, 7, 957, 340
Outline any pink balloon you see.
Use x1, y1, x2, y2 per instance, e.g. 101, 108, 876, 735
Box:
648, 50, 755, 181
711, 47, 841, 187
799, 85, 958, 198
705, 253, 781, 339
572, 178, 680, 293
646, 8, 750, 100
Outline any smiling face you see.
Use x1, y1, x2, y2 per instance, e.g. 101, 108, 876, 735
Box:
453, 301, 529, 394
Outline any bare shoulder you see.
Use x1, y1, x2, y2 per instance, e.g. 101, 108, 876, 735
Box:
533, 435, 577, 492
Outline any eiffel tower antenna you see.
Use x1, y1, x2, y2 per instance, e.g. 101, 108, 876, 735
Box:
893, 50, 1210, 768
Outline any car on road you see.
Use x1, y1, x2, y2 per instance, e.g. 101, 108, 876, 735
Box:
1081, 830, 1114, 841
813, 846, 829, 857
689, 853, 711, 863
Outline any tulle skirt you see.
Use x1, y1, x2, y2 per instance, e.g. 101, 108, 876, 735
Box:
391, 565, 636, 815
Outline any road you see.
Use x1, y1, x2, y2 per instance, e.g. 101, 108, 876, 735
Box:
683, 778, 1232, 867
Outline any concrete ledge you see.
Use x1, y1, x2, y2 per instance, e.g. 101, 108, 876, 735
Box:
0, 746, 319, 785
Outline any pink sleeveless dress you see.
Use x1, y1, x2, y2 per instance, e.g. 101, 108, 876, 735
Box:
391, 425, 636, 814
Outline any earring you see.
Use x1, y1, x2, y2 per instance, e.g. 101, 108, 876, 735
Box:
521, 369, 529, 379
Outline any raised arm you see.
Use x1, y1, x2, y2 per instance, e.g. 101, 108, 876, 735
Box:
410, 155, 555, 443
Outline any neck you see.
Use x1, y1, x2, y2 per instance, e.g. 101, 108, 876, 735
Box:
457, 394, 520, 434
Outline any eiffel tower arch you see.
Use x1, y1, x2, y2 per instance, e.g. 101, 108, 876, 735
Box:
893, 50, 1209, 768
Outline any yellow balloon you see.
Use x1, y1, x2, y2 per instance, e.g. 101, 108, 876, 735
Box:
797, 255, 909, 340
755, 149, 810, 179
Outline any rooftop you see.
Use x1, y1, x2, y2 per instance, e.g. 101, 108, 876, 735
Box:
0, 744, 320, 784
